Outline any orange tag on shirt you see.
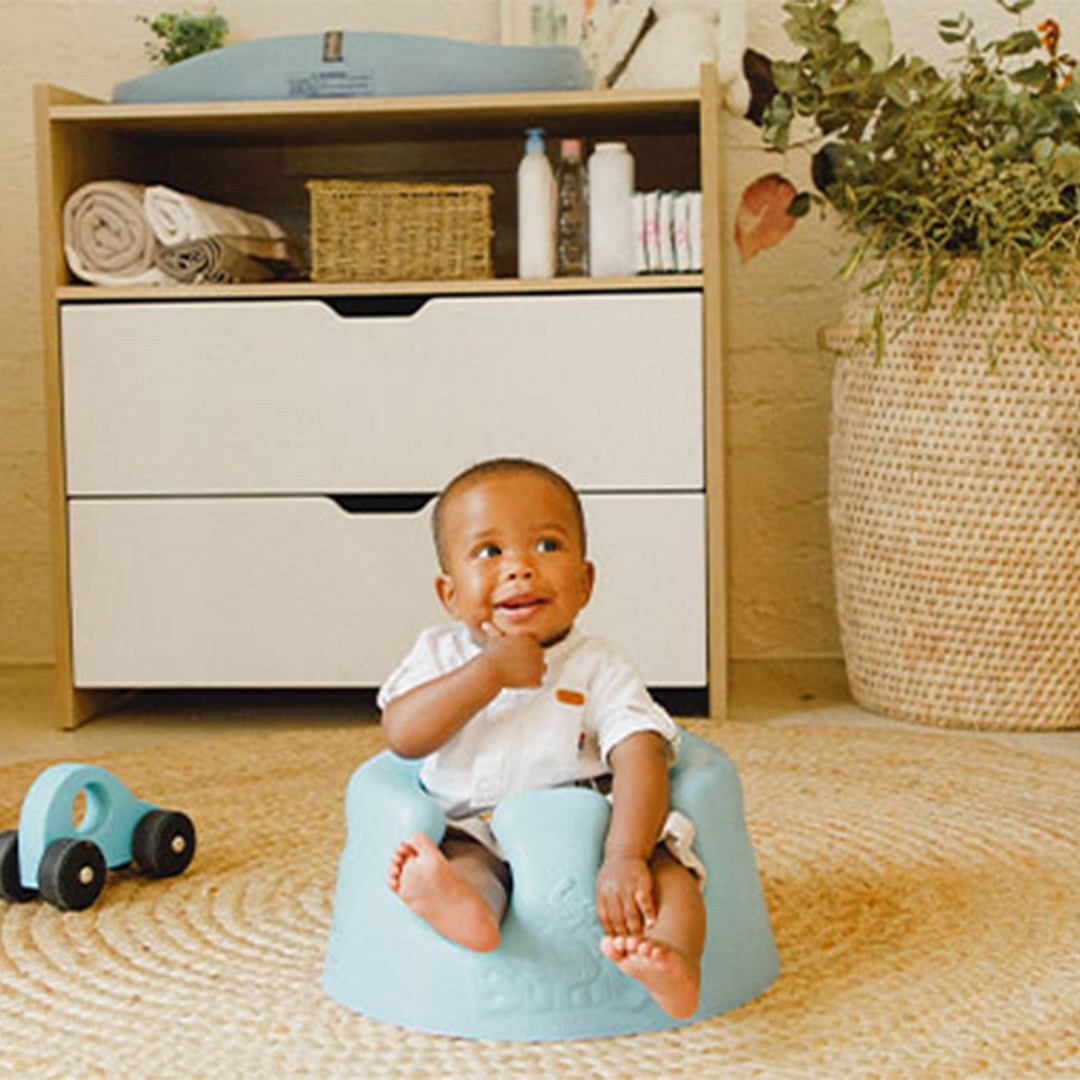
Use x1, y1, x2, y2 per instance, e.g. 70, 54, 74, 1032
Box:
556, 688, 586, 707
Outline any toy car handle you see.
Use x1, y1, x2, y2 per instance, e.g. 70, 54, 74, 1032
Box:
18, 763, 157, 888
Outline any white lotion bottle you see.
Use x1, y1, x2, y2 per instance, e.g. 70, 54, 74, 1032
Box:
517, 127, 555, 278
587, 141, 635, 277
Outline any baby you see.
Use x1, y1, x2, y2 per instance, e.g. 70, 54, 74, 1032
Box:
378, 457, 705, 1019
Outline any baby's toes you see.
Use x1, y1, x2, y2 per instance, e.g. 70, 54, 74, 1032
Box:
387, 842, 414, 887
643, 939, 666, 961
600, 934, 626, 961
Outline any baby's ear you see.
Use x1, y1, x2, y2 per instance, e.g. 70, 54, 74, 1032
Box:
435, 573, 459, 615
580, 560, 597, 605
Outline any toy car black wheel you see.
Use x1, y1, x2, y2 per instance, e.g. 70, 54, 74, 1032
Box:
132, 810, 196, 879
38, 838, 106, 911
0, 829, 37, 903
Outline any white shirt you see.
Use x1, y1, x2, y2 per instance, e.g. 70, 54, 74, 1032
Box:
377, 623, 680, 818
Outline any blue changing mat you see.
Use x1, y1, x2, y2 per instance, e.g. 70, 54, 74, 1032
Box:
113, 32, 589, 103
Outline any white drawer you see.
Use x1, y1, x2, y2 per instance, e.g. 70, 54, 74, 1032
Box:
68, 493, 705, 688
61, 293, 702, 496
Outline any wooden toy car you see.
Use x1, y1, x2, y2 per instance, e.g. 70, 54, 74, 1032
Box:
0, 763, 195, 911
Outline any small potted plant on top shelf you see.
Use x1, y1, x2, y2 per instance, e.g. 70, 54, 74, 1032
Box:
138, 6, 229, 66
738, 0, 1080, 733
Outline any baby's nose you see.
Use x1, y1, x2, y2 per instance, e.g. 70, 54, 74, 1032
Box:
504, 554, 535, 579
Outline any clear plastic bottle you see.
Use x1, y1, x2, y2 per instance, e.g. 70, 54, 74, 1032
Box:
517, 127, 555, 279
556, 138, 587, 276
587, 141, 635, 277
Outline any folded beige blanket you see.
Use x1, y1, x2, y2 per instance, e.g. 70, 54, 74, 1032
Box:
63, 180, 166, 286
155, 236, 305, 284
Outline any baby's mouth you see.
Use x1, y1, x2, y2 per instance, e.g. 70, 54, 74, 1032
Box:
494, 594, 549, 621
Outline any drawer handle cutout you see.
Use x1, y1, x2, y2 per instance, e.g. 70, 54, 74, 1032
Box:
323, 297, 431, 319
329, 494, 436, 515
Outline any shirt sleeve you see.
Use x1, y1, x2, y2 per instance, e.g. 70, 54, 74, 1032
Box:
376, 627, 455, 710
589, 645, 680, 766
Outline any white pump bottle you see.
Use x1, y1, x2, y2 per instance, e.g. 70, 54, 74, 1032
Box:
517, 127, 555, 279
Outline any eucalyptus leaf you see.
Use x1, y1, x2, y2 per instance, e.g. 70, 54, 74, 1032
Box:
1032, 137, 1056, 170
773, 64, 802, 94
788, 192, 814, 217
1011, 62, 1051, 87
1050, 144, 1080, 184
995, 30, 1041, 57
835, 0, 893, 72
940, 14, 973, 44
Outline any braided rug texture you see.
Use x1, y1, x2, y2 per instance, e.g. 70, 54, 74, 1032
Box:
1, 721, 1078, 1078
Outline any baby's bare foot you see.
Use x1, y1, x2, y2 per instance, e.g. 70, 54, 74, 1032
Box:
600, 934, 700, 1019
388, 833, 501, 952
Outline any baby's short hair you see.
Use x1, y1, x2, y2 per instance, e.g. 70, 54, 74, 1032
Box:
432, 457, 587, 570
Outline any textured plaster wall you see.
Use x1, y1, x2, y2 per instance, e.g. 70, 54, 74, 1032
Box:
0, 1, 1071, 665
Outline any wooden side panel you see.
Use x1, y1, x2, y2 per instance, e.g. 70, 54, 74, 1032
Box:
699, 65, 729, 721
35, 85, 142, 727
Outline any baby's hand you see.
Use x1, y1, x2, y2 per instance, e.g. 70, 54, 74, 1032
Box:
480, 622, 545, 688
595, 854, 657, 937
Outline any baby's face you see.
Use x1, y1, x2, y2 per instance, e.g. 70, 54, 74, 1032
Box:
435, 471, 595, 648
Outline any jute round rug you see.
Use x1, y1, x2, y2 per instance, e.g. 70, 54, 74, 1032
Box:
1, 721, 1077, 1078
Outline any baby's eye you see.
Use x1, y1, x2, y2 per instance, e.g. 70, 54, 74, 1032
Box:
474, 543, 501, 560
536, 537, 562, 553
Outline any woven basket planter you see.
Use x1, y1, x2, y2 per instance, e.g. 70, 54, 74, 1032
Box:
826, 271, 1080, 730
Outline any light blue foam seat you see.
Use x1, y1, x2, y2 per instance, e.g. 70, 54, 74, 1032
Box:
323, 730, 779, 1040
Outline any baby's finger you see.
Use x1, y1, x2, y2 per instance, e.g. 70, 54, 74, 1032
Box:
609, 892, 633, 937
622, 891, 644, 936
597, 889, 616, 934
480, 620, 504, 639
635, 885, 657, 927
595, 892, 615, 936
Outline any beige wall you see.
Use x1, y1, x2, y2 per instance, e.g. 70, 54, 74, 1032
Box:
1, 1, 1070, 665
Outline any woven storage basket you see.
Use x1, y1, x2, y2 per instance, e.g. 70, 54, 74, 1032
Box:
826, 269, 1080, 730
307, 180, 494, 283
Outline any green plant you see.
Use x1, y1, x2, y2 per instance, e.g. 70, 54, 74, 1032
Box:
138, 7, 228, 66
740, 0, 1080, 351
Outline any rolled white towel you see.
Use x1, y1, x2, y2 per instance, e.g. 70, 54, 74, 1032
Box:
144, 185, 287, 246
63, 180, 167, 286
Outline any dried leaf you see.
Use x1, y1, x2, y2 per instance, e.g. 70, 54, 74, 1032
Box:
735, 173, 798, 262
743, 48, 777, 125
